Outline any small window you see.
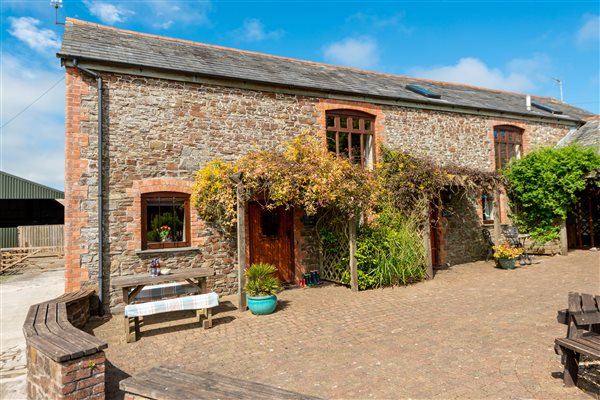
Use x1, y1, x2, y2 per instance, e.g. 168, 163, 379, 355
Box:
494, 125, 523, 170
142, 192, 190, 249
325, 110, 375, 169
481, 193, 495, 224
261, 210, 280, 237
405, 84, 442, 99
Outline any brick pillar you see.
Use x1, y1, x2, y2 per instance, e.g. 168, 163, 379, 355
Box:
64, 67, 92, 293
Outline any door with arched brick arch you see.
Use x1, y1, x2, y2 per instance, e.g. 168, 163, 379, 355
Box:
249, 203, 294, 283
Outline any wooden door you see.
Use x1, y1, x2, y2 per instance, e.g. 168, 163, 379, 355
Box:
249, 203, 294, 283
430, 199, 442, 267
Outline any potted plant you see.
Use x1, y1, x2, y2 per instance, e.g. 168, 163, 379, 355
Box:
492, 242, 524, 269
245, 263, 281, 315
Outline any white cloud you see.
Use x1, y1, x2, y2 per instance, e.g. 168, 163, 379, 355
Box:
323, 37, 379, 69
232, 18, 283, 42
346, 12, 413, 33
410, 57, 541, 92
7, 17, 61, 53
147, 1, 212, 28
85, 1, 134, 25
577, 14, 599, 44
0, 56, 65, 189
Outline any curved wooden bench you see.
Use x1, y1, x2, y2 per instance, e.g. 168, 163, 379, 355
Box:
23, 301, 107, 362
24, 290, 108, 399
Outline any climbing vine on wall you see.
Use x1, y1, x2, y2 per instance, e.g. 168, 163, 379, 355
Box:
191, 133, 377, 231
503, 144, 600, 243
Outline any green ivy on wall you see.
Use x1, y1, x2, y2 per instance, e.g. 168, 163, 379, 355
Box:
503, 144, 600, 243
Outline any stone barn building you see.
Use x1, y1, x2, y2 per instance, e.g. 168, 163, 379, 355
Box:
57, 18, 593, 311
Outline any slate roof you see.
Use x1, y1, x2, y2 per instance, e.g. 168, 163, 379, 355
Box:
557, 118, 600, 153
58, 19, 595, 123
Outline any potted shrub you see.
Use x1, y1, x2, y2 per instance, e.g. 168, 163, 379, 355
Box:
245, 263, 281, 315
492, 242, 524, 269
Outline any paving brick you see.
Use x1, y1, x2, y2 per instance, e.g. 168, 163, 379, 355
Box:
90, 250, 599, 399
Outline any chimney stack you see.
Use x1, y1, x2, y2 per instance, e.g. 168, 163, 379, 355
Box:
526, 95, 532, 111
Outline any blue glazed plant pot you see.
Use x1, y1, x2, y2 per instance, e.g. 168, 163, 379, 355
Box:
247, 295, 278, 315
497, 258, 516, 270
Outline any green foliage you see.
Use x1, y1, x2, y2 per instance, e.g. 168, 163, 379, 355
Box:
378, 147, 502, 218
333, 205, 427, 290
503, 145, 600, 243
245, 263, 282, 297
192, 132, 376, 231
147, 212, 183, 242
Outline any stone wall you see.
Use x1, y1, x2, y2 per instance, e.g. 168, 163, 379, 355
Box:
442, 190, 488, 266
26, 348, 105, 400
64, 68, 576, 307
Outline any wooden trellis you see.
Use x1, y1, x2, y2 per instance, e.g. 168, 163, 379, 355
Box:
317, 210, 357, 289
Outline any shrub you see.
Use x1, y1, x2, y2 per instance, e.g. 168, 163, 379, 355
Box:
503, 145, 600, 243
492, 242, 524, 259
245, 263, 281, 297
336, 207, 427, 290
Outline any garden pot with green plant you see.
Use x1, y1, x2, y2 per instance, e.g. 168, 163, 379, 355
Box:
492, 242, 524, 269
245, 263, 281, 315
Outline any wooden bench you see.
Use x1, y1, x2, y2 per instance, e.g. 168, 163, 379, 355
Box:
554, 292, 600, 386
23, 296, 107, 363
119, 366, 320, 399
123, 291, 219, 343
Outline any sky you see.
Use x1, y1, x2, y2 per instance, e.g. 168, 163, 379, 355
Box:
1, 0, 599, 190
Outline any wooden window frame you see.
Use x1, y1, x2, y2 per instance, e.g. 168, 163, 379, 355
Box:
481, 192, 496, 225
494, 125, 523, 170
326, 109, 375, 168
141, 192, 191, 250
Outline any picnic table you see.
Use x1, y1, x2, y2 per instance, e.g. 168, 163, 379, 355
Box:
111, 267, 217, 342
111, 267, 212, 305
555, 292, 600, 386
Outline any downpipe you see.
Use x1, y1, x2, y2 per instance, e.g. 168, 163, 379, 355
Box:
72, 59, 104, 316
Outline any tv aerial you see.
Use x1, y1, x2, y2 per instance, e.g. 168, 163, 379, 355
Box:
50, 0, 65, 25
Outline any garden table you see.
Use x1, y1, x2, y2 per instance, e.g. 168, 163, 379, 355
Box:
111, 267, 213, 305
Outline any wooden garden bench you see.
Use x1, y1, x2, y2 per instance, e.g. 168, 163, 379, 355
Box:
23, 293, 107, 363
554, 292, 600, 386
119, 366, 320, 399
123, 291, 219, 343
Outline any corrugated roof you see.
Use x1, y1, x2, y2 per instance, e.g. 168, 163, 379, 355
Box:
0, 171, 64, 199
58, 19, 594, 123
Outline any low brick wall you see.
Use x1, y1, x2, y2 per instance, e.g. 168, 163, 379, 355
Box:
24, 291, 107, 400
26, 347, 105, 399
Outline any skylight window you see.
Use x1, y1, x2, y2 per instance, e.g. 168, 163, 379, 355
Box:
531, 102, 563, 115
405, 84, 441, 99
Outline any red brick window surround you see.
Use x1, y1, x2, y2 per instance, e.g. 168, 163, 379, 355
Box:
326, 109, 375, 169
494, 125, 523, 170
141, 192, 191, 250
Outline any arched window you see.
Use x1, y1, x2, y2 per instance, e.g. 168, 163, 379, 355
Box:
141, 192, 190, 249
326, 109, 375, 169
494, 125, 523, 170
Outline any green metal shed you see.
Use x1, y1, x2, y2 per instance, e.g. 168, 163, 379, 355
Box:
1, 171, 64, 248
1, 171, 64, 199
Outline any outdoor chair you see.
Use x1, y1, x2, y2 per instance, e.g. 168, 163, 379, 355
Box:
503, 225, 532, 265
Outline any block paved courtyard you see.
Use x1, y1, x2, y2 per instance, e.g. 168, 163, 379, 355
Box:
90, 250, 600, 399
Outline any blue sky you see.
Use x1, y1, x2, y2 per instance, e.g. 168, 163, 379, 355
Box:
1, 1, 599, 190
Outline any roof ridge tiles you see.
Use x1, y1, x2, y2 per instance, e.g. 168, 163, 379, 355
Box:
64, 18, 543, 100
